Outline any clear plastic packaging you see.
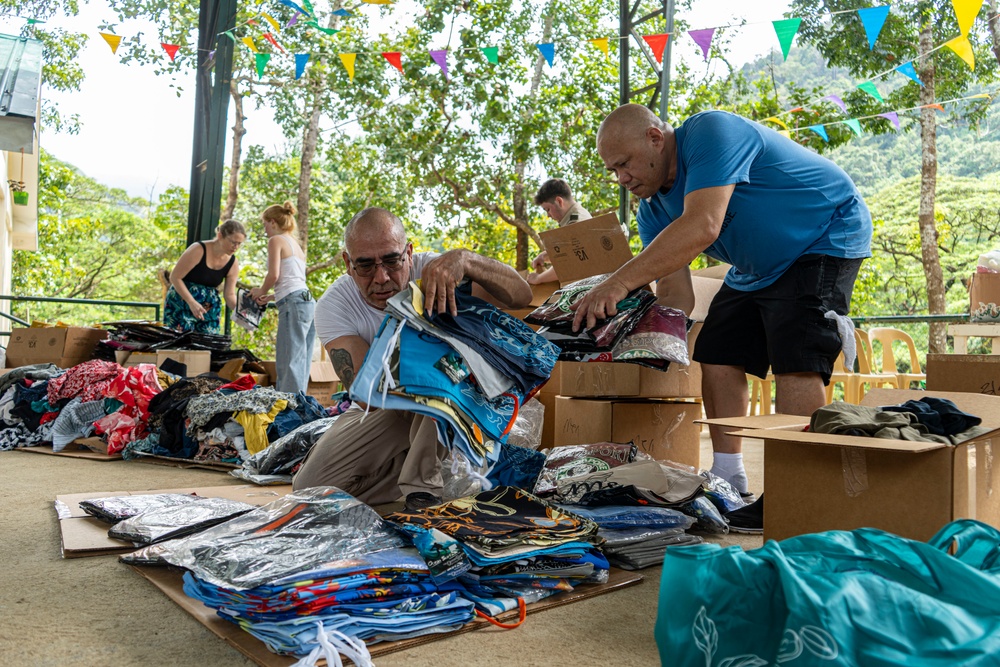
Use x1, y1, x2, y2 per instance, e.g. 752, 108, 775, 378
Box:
79, 493, 201, 524
700, 471, 748, 514
441, 449, 492, 500
562, 504, 696, 531
108, 497, 254, 545
679, 495, 729, 534
534, 442, 638, 496
505, 398, 544, 450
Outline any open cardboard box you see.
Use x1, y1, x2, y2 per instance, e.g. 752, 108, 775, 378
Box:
700, 388, 1000, 542
539, 212, 633, 286
4, 326, 107, 369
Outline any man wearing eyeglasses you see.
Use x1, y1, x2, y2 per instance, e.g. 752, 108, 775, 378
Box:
297, 207, 532, 509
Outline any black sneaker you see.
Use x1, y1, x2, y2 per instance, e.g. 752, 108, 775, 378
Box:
739, 491, 756, 504
725, 494, 763, 534
404, 491, 443, 512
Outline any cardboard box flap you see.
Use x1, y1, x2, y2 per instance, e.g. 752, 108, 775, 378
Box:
690, 276, 723, 323
728, 427, 949, 453
310, 360, 339, 383
695, 414, 809, 430
539, 212, 632, 285
861, 388, 1000, 430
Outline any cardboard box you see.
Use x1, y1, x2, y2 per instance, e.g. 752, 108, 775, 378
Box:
537, 361, 563, 397
553, 396, 702, 468
970, 272, 1000, 322
537, 391, 558, 450
156, 350, 211, 377
114, 350, 158, 367
307, 360, 340, 407
539, 212, 632, 286
713, 388, 1000, 543
5, 326, 107, 369
218, 358, 271, 387
637, 321, 703, 398
927, 354, 1000, 394
559, 362, 640, 397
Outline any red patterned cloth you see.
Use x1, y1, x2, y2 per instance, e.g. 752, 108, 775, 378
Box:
46, 359, 122, 405
93, 364, 162, 454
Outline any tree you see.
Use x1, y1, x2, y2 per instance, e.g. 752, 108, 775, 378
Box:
790, 0, 998, 353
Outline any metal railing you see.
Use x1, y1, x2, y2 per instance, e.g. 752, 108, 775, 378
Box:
0, 295, 161, 339
852, 313, 970, 325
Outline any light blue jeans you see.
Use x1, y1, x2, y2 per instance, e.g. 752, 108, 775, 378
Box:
275, 289, 316, 394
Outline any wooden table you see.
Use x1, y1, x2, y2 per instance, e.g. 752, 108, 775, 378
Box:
947, 323, 1000, 354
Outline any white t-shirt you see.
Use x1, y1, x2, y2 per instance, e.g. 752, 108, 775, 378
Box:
315, 252, 440, 346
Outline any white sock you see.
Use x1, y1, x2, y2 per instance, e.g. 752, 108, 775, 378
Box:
710, 452, 749, 494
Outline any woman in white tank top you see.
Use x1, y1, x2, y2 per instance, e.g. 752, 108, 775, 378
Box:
250, 201, 316, 394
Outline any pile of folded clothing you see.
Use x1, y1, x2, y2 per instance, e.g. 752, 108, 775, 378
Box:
386, 486, 607, 618
125, 487, 475, 665
564, 505, 702, 570
351, 282, 559, 469
524, 274, 690, 369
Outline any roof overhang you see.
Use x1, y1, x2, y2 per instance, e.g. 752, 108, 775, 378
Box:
0, 34, 42, 154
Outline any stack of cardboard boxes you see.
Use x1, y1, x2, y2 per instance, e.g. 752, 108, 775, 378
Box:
517, 214, 725, 471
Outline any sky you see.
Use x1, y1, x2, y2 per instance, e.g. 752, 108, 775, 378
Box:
19, 0, 794, 199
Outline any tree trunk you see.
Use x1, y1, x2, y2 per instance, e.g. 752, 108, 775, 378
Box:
221, 78, 246, 222
512, 10, 554, 271
988, 0, 1000, 65
916, 20, 947, 354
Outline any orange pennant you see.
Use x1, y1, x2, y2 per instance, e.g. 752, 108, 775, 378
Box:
161, 43, 180, 61
642, 33, 669, 64
100, 33, 122, 54
382, 52, 403, 72
925, 103, 945, 112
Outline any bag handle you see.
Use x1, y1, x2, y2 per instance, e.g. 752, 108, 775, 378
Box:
927, 519, 1000, 572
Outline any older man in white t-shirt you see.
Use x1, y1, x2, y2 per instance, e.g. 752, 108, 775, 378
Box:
297, 207, 532, 510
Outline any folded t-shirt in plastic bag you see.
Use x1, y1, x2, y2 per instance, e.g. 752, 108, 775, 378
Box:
535, 442, 638, 496
108, 497, 255, 545
612, 305, 690, 365
79, 493, 201, 524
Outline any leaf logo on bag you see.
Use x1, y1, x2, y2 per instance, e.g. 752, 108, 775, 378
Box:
693, 607, 718, 666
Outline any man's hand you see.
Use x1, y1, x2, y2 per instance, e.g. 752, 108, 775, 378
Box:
570, 276, 630, 332
531, 250, 550, 273
421, 250, 467, 316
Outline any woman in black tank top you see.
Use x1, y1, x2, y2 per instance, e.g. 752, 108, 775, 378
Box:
164, 220, 247, 333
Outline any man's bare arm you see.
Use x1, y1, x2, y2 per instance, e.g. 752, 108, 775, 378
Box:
655, 266, 695, 316
325, 335, 369, 391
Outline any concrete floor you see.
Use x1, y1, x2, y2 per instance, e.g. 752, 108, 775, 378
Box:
0, 431, 763, 667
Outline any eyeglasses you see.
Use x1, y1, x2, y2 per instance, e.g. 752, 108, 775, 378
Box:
347, 248, 408, 277
225, 237, 244, 249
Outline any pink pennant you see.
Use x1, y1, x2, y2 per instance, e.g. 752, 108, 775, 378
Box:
642, 34, 669, 64
430, 49, 448, 79
688, 28, 715, 61
161, 43, 180, 61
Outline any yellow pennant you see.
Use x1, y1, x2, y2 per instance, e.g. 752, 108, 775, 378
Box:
945, 35, 975, 70
589, 37, 609, 57
970, 93, 992, 99
778, 130, 791, 139
362, 0, 394, 4
100, 32, 122, 54
762, 116, 790, 131
339, 53, 357, 80
952, 0, 984, 35
242, 36, 258, 53
260, 12, 281, 33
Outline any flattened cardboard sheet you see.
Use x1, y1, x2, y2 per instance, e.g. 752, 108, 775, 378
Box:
130, 565, 643, 667
696, 414, 809, 431
130, 452, 240, 472
18, 441, 121, 461
55, 485, 292, 558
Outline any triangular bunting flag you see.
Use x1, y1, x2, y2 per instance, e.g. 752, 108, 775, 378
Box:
430, 49, 448, 79
161, 43, 180, 61
481, 46, 499, 64
241, 37, 258, 53
924, 103, 946, 112
261, 13, 281, 32
953, 0, 985, 35
536, 43, 555, 66
762, 116, 789, 130
255, 53, 270, 78
208, 50, 215, 60
642, 33, 669, 64
333, 8, 353, 16
945, 35, 975, 69
247, 19, 258, 26
294, 53, 310, 80
778, 130, 791, 139
339, 53, 357, 81
809, 125, 829, 142
223, 30, 236, 43
857, 6, 891, 50
382, 51, 403, 72
971, 93, 993, 99
857, 81, 884, 103
772, 18, 801, 61
589, 38, 609, 57
278, 0, 310, 17
288, 13, 300, 27
844, 119, 862, 136
100, 33, 122, 54
688, 28, 715, 61
307, 21, 340, 35
894, 61, 923, 86
302, 0, 315, 14
26, 18, 45, 25
263, 33, 286, 54
822, 94, 847, 112
877, 111, 900, 129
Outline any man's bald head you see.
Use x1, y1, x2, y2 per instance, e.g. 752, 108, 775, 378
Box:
597, 104, 669, 151
344, 207, 406, 252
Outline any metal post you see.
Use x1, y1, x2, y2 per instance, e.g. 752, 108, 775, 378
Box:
660, 0, 675, 120
618, 0, 631, 229
187, 0, 238, 245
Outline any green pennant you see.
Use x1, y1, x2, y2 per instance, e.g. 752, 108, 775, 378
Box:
224, 30, 237, 43
302, 0, 316, 16
307, 20, 339, 35
857, 81, 884, 103
26, 18, 45, 25
844, 119, 862, 137
255, 53, 271, 78
772, 18, 801, 61
481, 46, 499, 64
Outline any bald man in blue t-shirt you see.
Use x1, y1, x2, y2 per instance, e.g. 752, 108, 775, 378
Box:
573, 104, 872, 512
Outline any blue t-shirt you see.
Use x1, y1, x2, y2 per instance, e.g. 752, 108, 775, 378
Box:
636, 110, 873, 291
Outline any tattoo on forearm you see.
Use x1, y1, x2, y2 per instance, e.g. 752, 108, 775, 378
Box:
331, 348, 356, 390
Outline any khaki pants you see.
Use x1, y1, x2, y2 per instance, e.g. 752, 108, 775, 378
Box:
292, 409, 444, 505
